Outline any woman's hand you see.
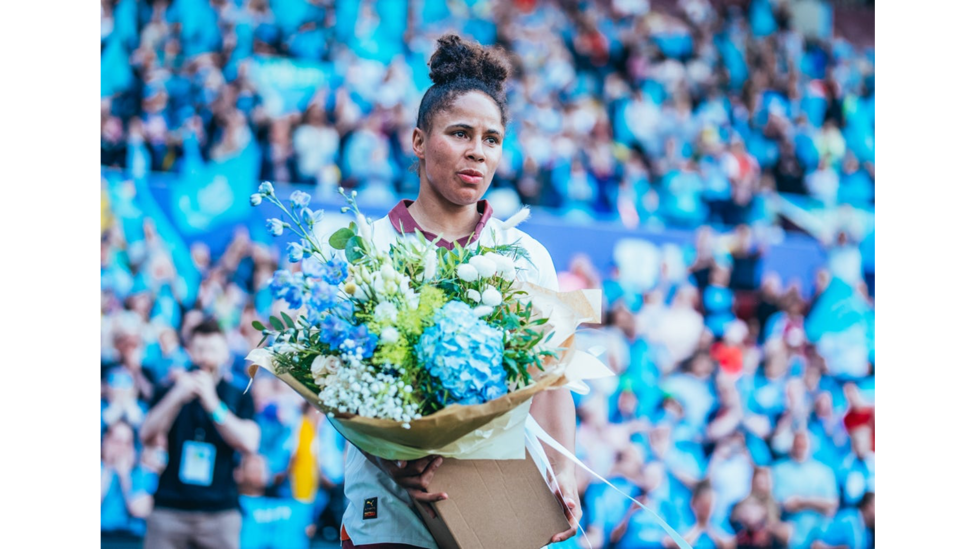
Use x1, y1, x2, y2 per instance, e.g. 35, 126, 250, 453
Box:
368, 454, 448, 518
550, 468, 582, 543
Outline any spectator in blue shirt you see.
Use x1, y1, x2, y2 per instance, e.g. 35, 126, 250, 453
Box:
702, 264, 736, 338
811, 492, 874, 549
665, 479, 735, 549
836, 426, 875, 510
607, 460, 680, 549
771, 430, 839, 549
102, 368, 149, 433
101, 423, 155, 539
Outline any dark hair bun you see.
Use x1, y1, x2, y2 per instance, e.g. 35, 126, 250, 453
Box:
428, 33, 511, 93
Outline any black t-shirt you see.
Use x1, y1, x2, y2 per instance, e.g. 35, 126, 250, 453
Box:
152, 378, 255, 512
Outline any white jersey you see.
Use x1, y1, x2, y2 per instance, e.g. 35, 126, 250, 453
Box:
340, 205, 559, 547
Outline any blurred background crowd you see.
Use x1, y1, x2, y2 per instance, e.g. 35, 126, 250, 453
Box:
100, 0, 875, 547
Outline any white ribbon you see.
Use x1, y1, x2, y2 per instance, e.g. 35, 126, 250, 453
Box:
525, 415, 692, 549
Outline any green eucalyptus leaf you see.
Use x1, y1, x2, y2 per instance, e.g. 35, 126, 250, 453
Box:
269, 315, 284, 331
329, 228, 355, 250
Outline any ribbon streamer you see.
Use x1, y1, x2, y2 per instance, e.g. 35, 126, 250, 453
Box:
525, 416, 693, 549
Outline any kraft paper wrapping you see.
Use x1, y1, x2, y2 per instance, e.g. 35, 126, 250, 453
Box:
246, 283, 612, 461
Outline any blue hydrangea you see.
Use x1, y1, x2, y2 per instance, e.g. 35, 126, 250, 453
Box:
416, 300, 506, 406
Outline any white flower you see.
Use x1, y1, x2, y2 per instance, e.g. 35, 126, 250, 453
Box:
246, 348, 274, 370
354, 285, 367, 301
457, 264, 478, 282
356, 213, 371, 241
481, 285, 502, 307
423, 250, 438, 281
381, 263, 397, 281
466, 289, 482, 302
469, 255, 497, 278
381, 327, 400, 344
473, 305, 494, 317
486, 252, 516, 280
311, 355, 341, 376
374, 301, 398, 324
274, 343, 303, 354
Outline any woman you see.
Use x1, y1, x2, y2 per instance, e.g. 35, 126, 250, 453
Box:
338, 34, 581, 549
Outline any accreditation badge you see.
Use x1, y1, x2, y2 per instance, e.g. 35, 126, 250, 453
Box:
179, 440, 216, 486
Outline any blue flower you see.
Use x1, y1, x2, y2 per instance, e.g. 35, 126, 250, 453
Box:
250, 193, 263, 206
345, 324, 378, 358
290, 190, 311, 209
266, 218, 285, 237
301, 257, 326, 278
416, 301, 506, 406
286, 242, 305, 263
318, 315, 351, 349
258, 181, 274, 195
301, 208, 319, 226
322, 256, 348, 286
269, 270, 305, 310
308, 281, 341, 312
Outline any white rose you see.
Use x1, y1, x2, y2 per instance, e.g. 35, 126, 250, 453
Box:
311, 355, 341, 376
468, 255, 497, 278
457, 264, 478, 282
481, 285, 502, 307
311, 355, 328, 376
466, 289, 482, 302
381, 327, 400, 344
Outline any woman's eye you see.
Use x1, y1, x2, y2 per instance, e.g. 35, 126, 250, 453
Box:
453, 131, 466, 138
486, 137, 498, 145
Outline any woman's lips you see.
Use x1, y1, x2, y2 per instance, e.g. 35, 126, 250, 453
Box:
457, 172, 484, 184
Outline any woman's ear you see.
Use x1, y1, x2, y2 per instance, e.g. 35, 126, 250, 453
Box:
412, 128, 426, 160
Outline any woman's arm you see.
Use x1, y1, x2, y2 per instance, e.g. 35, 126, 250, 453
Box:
530, 387, 581, 543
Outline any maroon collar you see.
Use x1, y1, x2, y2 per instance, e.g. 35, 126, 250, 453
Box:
387, 199, 493, 250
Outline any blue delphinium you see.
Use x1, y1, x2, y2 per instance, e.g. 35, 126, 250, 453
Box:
266, 218, 285, 237
317, 315, 376, 358
290, 190, 311, 209
269, 270, 305, 309
321, 256, 348, 285
301, 257, 327, 278
308, 281, 341, 314
286, 242, 305, 263
416, 301, 506, 406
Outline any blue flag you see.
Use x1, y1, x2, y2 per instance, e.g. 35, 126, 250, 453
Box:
805, 278, 871, 342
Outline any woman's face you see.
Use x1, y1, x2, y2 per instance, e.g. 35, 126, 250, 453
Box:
412, 91, 504, 207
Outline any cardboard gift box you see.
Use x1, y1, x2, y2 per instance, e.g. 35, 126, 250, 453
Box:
413, 449, 570, 549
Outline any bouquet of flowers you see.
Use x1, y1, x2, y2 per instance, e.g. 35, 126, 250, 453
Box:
245, 182, 608, 461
